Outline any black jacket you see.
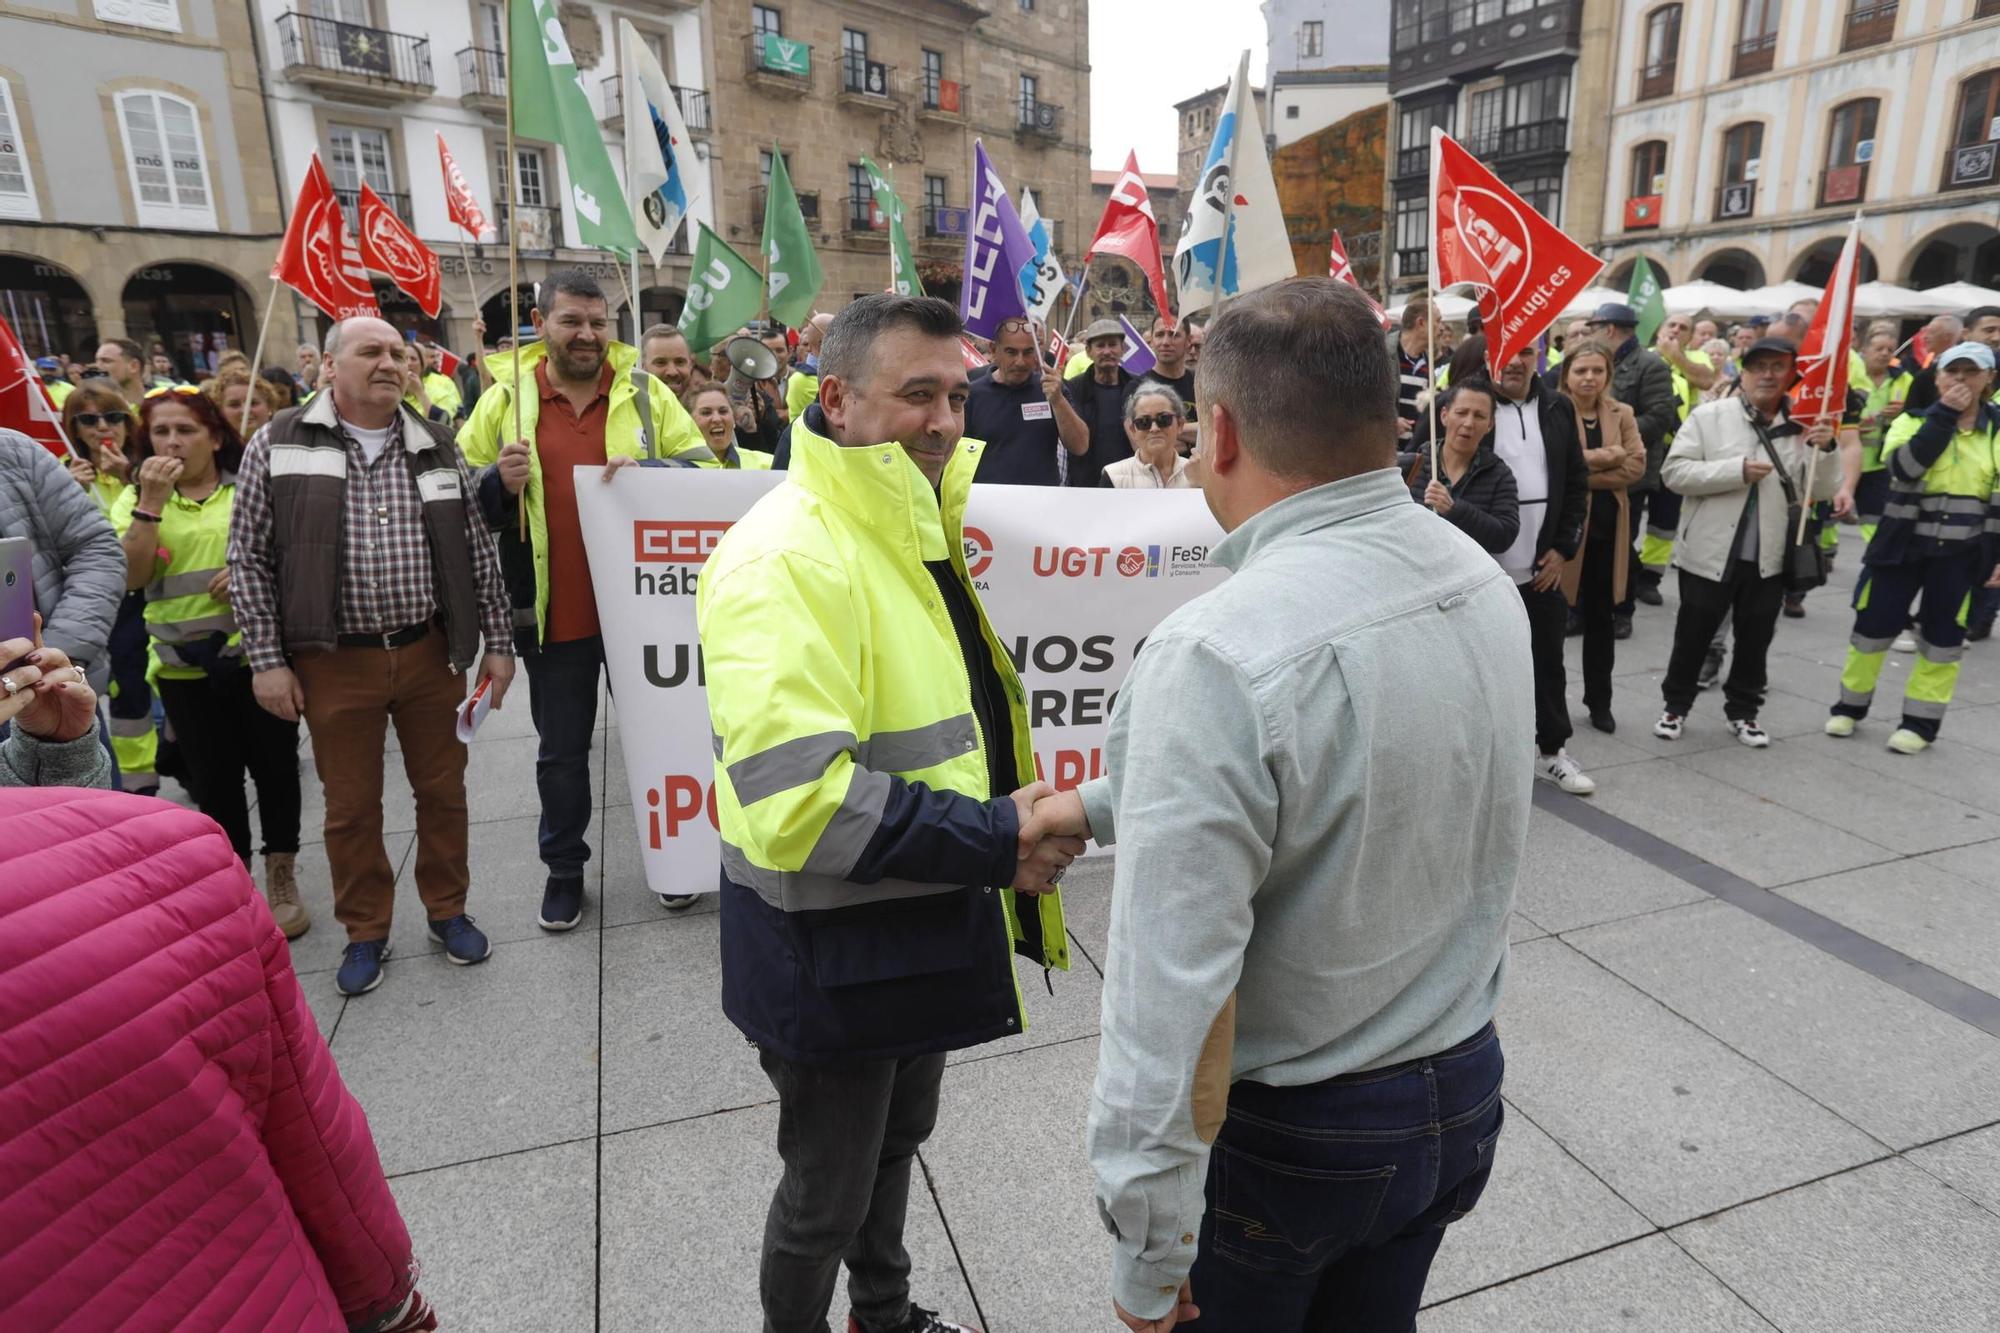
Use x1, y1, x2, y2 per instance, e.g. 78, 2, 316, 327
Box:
1409, 444, 1520, 554
1489, 376, 1590, 561
1612, 337, 1682, 489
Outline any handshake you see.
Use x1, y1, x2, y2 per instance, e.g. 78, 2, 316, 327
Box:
1007, 782, 1092, 896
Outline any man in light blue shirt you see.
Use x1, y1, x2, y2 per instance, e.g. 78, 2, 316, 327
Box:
1030, 278, 1534, 1331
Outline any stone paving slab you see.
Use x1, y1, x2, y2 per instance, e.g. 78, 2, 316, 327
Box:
1906, 1123, 2000, 1217
1567, 900, 2000, 1149
1511, 804, 1710, 933
1780, 857, 2000, 996
1419, 1234, 1779, 1332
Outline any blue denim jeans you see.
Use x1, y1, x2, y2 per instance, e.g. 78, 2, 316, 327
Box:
1188, 1023, 1505, 1333
525, 634, 603, 878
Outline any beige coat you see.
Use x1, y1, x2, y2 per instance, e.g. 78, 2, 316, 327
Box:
1559, 396, 1645, 606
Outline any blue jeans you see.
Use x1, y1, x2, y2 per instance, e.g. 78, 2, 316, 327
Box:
1189, 1023, 1505, 1333
525, 634, 603, 878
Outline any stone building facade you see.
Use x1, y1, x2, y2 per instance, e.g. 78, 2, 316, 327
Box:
0, 0, 296, 372
705, 0, 1092, 318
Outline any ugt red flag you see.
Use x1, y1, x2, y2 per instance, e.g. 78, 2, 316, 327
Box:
1791, 216, 1862, 422
1328, 230, 1392, 330
272, 154, 378, 320
358, 184, 442, 318
437, 132, 493, 242
1086, 151, 1174, 327
0, 313, 74, 459
1431, 128, 1603, 376
431, 346, 463, 377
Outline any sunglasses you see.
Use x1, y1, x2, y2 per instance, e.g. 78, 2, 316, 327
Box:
70, 412, 129, 428
142, 384, 201, 399
1131, 413, 1180, 432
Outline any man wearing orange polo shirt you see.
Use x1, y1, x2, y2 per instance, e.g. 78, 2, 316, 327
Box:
461, 271, 703, 929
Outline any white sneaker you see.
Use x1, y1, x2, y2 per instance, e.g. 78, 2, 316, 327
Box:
1729, 719, 1771, 748
1537, 750, 1597, 795
1892, 631, 1918, 653
1653, 712, 1684, 740
1824, 715, 1856, 738
1886, 728, 1929, 755
657, 892, 700, 912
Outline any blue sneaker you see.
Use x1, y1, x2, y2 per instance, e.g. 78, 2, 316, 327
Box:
427, 914, 493, 965
539, 876, 585, 931
336, 939, 390, 996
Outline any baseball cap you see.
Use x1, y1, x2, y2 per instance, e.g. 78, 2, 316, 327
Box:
1742, 336, 1800, 363
34, 356, 60, 372
1936, 341, 1996, 372
1591, 302, 1639, 327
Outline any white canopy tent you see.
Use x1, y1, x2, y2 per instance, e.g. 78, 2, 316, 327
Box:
1383, 292, 1479, 323
1851, 283, 1951, 320
1917, 282, 2000, 313
1556, 287, 1626, 320
1660, 281, 1767, 318
1739, 281, 1824, 312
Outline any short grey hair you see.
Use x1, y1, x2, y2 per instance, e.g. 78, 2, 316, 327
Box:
1198, 278, 1397, 480
819, 294, 962, 387
1123, 379, 1183, 426
640, 324, 687, 348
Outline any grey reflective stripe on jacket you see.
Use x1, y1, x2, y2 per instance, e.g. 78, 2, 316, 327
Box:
0, 429, 125, 693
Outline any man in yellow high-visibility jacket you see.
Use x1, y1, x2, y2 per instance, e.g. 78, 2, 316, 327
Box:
697, 294, 1076, 1333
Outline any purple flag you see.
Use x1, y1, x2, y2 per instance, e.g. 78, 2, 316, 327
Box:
960, 140, 1041, 337
1118, 315, 1157, 376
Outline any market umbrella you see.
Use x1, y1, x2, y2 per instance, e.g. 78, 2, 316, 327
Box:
1555, 286, 1626, 320
1661, 280, 1763, 318
1852, 282, 1950, 319
1383, 292, 1479, 323
1917, 281, 2000, 314
1739, 281, 1823, 313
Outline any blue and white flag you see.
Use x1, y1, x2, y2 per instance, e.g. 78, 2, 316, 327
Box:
1019, 188, 1068, 322
961, 140, 1041, 338
1174, 51, 1295, 316
1118, 315, 1157, 376
620, 19, 703, 264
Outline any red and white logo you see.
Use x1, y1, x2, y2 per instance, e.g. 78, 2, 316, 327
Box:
358, 184, 441, 318
272, 154, 378, 321
634, 520, 731, 564
1116, 546, 1147, 578
962, 526, 994, 579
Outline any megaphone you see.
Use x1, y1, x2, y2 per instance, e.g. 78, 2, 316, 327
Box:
726, 336, 781, 381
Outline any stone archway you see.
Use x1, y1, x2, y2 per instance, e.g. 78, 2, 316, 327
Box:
371, 280, 449, 343
1791, 237, 1879, 287
0, 253, 97, 361
1905, 221, 2000, 290
1692, 247, 1767, 291
479, 284, 541, 346
120, 261, 255, 379
633, 285, 686, 336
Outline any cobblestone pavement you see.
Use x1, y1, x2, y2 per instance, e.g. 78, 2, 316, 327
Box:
232, 540, 2000, 1331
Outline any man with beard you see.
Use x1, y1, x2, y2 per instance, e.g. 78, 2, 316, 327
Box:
962, 317, 1089, 485
459, 270, 706, 930
640, 324, 696, 399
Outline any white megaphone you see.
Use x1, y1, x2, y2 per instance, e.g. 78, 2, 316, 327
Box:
726, 336, 781, 381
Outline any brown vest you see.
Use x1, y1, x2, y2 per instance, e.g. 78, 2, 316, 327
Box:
264, 399, 483, 672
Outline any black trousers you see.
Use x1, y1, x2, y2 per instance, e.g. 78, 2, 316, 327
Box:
155, 668, 302, 865
1577, 529, 1619, 712
1519, 580, 1572, 755
1662, 562, 1786, 720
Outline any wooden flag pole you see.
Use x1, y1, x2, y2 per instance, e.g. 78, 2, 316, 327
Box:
455, 235, 481, 344
238, 282, 281, 439
503, 0, 526, 541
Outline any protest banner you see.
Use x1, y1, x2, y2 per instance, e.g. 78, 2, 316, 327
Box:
575, 469, 1228, 899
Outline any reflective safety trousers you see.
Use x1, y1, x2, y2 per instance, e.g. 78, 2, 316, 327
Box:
696, 419, 1069, 1062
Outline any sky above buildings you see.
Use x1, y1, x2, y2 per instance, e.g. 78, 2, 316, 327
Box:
1089, 0, 1272, 173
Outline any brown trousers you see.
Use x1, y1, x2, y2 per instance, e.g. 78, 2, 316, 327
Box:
294, 631, 470, 942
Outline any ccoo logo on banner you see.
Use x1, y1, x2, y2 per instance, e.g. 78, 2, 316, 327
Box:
575, 468, 1228, 899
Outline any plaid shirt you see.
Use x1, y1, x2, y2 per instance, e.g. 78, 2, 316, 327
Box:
230, 409, 513, 673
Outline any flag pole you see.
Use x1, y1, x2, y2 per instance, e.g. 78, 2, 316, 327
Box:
1426, 126, 1442, 484
631, 246, 643, 344
1208, 52, 1251, 330
455, 235, 481, 345
1059, 266, 1091, 343
1796, 210, 1860, 543
503, 0, 526, 541
239, 282, 280, 438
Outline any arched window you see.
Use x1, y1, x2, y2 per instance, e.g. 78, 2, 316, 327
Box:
1640, 5, 1681, 99
1821, 98, 1879, 206
1716, 122, 1764, 219
114, 90, 214, 229
1627, 141, 1667, 229
1944, 70, 2000, 190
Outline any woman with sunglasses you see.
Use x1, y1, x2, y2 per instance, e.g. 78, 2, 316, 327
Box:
61, 382, 136, 509
112, 387, 306, 936
1102, 382, 1193, 489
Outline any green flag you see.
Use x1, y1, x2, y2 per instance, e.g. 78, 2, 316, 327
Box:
860, 156, 925, 298
1627, 257, 1666, 346
680, 223, 764, 353
763, 147, 823, 328
510, 0, 637, 252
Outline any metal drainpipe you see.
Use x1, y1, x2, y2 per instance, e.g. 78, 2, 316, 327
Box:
244, 0, 298, 357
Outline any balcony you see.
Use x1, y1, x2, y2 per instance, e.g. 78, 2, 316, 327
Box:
1497, 119, 1566, 158
1395, 247, 1430, 280
1943, 141, 1997, 191
1017, 98, 1062, 141
846, 192, 888, 234
601, 74, 625, 129
918, 76, 968, 123
334, 187, 412, 235
920, 204, 969, 252
277, 12, 433, 105
838, 55, 897, 109
744, 32, 814, 96
1390, 0, 1582, 92
1715, 178, 1757, 221
1842, 1, 1898, 50
675, 86, 712, 135
748, 185, 821, 225
1394, 145, 1429, 178
456, 46, 504, 117
1638, 59, 1676, 101
1732, 32, 1777, 78
497, 202, 563, 254
1820, 161, 1869, 206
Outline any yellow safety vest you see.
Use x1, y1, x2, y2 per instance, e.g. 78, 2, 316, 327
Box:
1859, 370, 1913, 470
785, 371, 819, 420
690, 445, 775, 470
110, 479, 242, 680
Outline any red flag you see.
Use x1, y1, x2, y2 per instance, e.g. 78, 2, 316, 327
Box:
1086, 152, 1175, 326
958, 335, 989, 370
438, 132, 492, 242
272, 154, 378, 321
1790, 217, 1862, 422
1045, 329, 1069, 368
1431, 129, 1604, 377
357, 184, 442, 318
0, 313, 74, 459
1328, 230, 1393, 331
432, 346, 463, 378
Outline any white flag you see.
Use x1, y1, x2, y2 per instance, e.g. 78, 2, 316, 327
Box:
1019, 188, 1068, 323
1173, 51, 1295, 316
620, 19, 704, 265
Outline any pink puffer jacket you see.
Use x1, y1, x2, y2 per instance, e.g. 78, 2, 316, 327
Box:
0, 789, 419, 1331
